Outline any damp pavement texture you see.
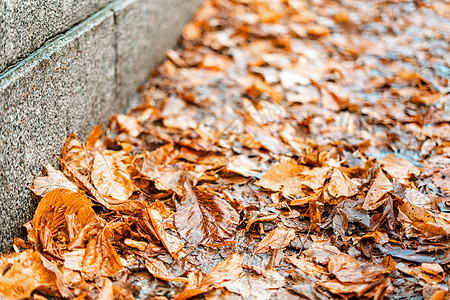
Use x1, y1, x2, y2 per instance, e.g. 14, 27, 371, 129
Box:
0, 0, 449, 299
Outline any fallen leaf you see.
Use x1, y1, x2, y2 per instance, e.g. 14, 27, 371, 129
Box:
257, 159, 306, 196
91, 151, 136, 200
0, 250, 62, 299
86, 124, 103, 151
31, 164, 79, 197
61, 133, 90, 176
328, 169, 358, 198
253, 226, 295, 255
175, 179, 239, 244
82, 225, 124, 280
145, 257, 189, 283
176, 253, 243, 300
363, 168, 393, 210
286, 254, 328, 277
380, 154, 420, 183
147, 208, 184, 258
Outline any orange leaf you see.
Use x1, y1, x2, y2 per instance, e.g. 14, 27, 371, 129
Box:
145, 257, 189, 283
253, 226, 295, 255
0, 250, 66, 299
257, 160, 306, 196
91, 151, 135, 200
82, 225, 123, 280
32, 188, 95, 238
362, 168, 393, 210
328, 169, 358, 198
175, 179, 239, 244
147, 208, 184, 258
62, 133, 91, 176
176, 253, 243, 300
31, 164, 79, 197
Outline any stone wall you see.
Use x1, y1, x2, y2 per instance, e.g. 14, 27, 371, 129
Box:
0, 0, 203, 252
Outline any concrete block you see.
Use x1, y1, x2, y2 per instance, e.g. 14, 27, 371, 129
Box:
113, 0, 203, 105
0, 8, 116, 252
0, 0, 202, 252
0, 0, 113, 73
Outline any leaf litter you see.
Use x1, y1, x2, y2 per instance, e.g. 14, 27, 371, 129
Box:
2, 0, 450, 299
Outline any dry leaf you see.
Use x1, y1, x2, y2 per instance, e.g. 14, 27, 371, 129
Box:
176, 253, 243, 300
30, 188, 95, 256
82, 225, 124, 280
380, 154, 420, 183
91, 151, 135, 200
61, 133, 90, 176
328, 169, 358, 198
362, 168, 393, 210
0, 250, 62, 299
31, 164, 79, 197
145, 257, 189, 283
257, 160, 306, 196
253, 226, 295, 255
286, 255, 328, 278
175, 179, 239, 244
147, 208, 184, 258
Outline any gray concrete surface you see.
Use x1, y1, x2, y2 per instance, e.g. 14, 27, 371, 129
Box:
0, 8, 116, 253
114, 0, 202, 105
0, 0, 203, 252
0, 0, 113, 73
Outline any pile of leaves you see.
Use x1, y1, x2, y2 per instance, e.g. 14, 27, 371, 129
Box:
1, 0, 449, 299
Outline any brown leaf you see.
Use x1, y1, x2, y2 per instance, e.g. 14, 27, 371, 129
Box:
147, 208, 184, 258
175, 253, 243, 300
286, 255, 328, 278
380, 154, 420, 183
362, 168, 393, 210
253, 226, 296, 255
302, 241, 341, 265
59, 158, 146, 214
317, 278, 391, 298
398, 201, 450, 238
32, 189, 95, 235
301, 167, 331, 191
257, 159, 306, 196
0, 250, 63, 299
86, 124, 103, 151
62, 133, 90, 176
82, 225, 124, 280
91, 151, 135, 200
29, 189, 96, 257
226, 155, 262, 178
327, 254, 388, 283
328, 169, 358, 198
175, 179, 239, 244
31, 164, 79, 197
110, 114, 142, 137
98, 278, 114, 300
145, 257, 189, 283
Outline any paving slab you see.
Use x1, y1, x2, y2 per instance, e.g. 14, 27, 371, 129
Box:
0, 8, 116, 252
0, 0, 113, 73
113, 0, 203, 105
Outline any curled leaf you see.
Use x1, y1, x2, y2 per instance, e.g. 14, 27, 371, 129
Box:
30, 188, 95, 257
175, 179, 239, 244
82, 225, 124, 280
31, 164, 79, 197
91, 151, 135, 200
253, 226, 296, 255
362, 168, 393, 211
145, 257, 189, 283
176, 253, 243, 300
